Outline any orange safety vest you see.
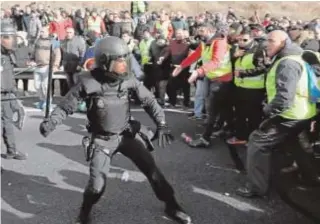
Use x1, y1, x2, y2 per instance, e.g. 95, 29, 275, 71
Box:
155, 20, 170, 39
200, 41, 232, 82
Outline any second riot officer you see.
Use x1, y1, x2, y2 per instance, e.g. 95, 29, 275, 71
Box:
1, 21, 27, 160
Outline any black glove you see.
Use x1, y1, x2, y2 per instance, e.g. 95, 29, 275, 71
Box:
12, 106, 25, 130
151, 124, 174, 148
39, 119, 56, 137
9, 95, 25, 130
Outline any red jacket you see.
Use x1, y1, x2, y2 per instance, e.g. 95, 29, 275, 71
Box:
262, 20, 271, 27
180, 37, 228, 77
49, 19, 73, 40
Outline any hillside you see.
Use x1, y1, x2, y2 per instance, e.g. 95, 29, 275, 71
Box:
1, 1, 320, 21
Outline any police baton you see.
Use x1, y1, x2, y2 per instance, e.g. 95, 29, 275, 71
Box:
44, 41, 55, 120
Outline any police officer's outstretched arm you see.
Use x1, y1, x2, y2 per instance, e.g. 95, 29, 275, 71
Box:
39, 82, 86, 137
131, 78, 174, 148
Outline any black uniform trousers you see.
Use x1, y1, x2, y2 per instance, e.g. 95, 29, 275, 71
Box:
15, 79, 28, 92
1, 93, 16, 153
166, 68, 190, 107
246, 116, 318, 195
202, 82, 234, 140
234, 87, 265, 140
85, 133, 175, 203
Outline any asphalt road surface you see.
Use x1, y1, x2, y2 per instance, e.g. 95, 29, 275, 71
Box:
1, 97, 315, 224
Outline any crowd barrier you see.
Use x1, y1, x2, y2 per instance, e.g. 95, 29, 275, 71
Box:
14, 67, 67, 80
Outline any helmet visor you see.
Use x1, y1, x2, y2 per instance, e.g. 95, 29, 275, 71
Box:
109, 53, 131, 77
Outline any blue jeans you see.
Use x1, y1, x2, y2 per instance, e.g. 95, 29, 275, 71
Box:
194, 77, 210, 117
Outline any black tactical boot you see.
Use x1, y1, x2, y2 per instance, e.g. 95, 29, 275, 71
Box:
75, 196, 94, 224
75, 188, 105, 224
75, 193, 98, 224
165, 199, 192, 224
76, 173, 107, 224
5, 150, 27, 160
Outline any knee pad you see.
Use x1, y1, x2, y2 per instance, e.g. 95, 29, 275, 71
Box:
86, 172, 107, 196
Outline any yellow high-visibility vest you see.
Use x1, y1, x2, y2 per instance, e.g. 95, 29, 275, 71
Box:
132, 1, 146, 14
234, 52, 265, 89
266, 55, 316, 120
139, 38, 154, 65
200, 42, 232, 82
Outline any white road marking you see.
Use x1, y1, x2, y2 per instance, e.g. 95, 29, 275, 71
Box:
131, 108, 189, 113
206, 164, 241, 174
24, 107, 191, 114
1, 200, 35, 219
192, 186, 265, 213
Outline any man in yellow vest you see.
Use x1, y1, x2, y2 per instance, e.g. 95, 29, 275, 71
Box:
130, 0, 148, 26
173, 23, 233, 147
237, 30, 320, 198
227, 29, 266, 145
172, 23, 228, 121
138, 29, 154, 90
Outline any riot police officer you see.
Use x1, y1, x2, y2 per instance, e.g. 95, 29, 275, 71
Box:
39, 36, 192, 224
1, 21, 27, 160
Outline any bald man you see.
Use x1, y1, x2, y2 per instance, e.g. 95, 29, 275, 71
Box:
236, 30, 320, 198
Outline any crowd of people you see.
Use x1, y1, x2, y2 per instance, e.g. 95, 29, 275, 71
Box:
3, 2, 320, 111
1, 1, 320, 223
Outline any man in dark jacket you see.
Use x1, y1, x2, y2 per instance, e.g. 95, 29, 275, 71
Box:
27, 10, 42, 46
134, 15, 151, 41
60, 27, 86, 94
73, 9, 85, 36
107, 12, 123, 38
161, 29, 190, 107
147, 11, 158, 34
237, 30, 320, 198
149, 32, 171, 106
171, 11, 188, 36
14, 32, 33, 95
22, 6, 32, 33
12, 5, 24, 31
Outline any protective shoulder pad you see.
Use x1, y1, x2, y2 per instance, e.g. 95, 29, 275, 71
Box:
78, 71, 102, 94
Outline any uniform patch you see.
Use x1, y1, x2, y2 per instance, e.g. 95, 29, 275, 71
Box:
96, 98, 105, 108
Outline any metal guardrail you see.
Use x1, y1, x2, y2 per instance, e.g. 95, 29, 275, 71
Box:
14, 67, 67, 79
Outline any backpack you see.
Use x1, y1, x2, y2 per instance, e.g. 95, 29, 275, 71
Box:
302, 50, 320, 103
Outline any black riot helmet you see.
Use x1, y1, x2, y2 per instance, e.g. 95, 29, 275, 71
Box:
94, 36, 131, 81
1, 21, 17, 50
